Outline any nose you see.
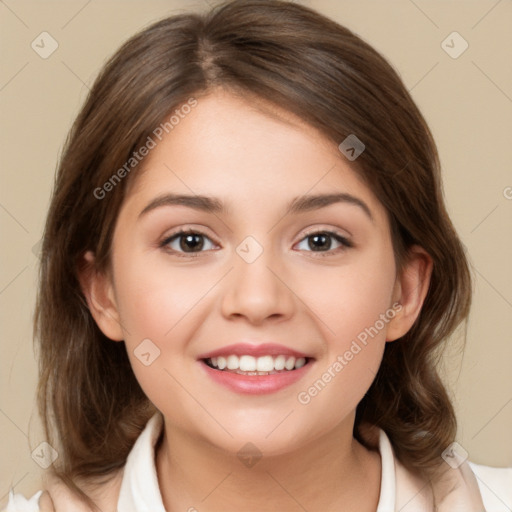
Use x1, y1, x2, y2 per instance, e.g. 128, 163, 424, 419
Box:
220, 242, 295, 326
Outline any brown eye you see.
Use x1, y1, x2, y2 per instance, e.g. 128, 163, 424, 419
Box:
296, 230, 352, 255
308, 232, 332, 251
161, 229, 216, 256
177, 232, 205, 252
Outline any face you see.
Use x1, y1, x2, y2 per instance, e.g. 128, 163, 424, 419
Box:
86, 88, 427, 457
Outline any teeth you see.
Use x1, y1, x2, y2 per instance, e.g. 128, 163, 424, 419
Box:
256, 355, 273, 372
226, 355, 238, 370
240, 355, 257, 371
284, 357, 295, 370
205, 355, 309, 372
295, 357, 306, 369
274, 355, 286, 370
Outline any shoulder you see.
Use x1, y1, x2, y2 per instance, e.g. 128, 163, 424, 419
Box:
3, 489, 55, 512
45, 470, 124, 512
394, 458, 512, 511
384, 429, 510, 512
468, 461, 512, 511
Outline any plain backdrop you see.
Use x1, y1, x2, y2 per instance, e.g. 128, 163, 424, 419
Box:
1, 0, 511, 504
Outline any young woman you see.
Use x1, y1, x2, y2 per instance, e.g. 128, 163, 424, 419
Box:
5, 0, 511, 510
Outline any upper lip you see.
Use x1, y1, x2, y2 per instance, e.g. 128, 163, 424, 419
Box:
197, 343, 313, 360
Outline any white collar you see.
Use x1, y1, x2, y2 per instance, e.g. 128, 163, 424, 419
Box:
117, 411, 396, 511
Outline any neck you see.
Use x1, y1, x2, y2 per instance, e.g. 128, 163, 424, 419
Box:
155, 417, 381, 512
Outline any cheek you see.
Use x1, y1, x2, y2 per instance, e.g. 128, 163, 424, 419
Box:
294, 246, 396, 417
110, 252, 211, 394
302, 246, 397, 353
114, 250, 215, 342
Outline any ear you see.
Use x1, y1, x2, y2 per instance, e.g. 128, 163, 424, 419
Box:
386, 245, 433, 342
77, 250, 124, 341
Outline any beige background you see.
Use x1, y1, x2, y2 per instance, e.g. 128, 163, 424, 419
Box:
1, 0, 511, 504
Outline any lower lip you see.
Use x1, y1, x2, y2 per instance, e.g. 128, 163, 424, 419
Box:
199, 360, 314, 395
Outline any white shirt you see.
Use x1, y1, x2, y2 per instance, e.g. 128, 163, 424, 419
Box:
5, 412, 512, 511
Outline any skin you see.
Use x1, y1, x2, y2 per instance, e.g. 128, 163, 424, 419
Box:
80, 88, 432, 512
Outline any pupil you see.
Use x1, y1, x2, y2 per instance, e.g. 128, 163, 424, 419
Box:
309, 233, 330, 251
180, 233, 203, 252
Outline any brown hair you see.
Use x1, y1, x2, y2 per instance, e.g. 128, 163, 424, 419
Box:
35, 0, 471, 508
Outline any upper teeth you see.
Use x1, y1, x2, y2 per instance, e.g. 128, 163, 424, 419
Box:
209, 355, 307, 372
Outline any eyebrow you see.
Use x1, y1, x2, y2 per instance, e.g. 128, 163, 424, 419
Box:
138, 192, 373, 221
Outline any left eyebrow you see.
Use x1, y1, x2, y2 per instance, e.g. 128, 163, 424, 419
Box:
287, 193, 373, 221
138, 192, 373, 221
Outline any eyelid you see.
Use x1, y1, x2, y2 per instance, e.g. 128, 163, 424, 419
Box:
161, 226, 213, 240
299, 225, 352, 242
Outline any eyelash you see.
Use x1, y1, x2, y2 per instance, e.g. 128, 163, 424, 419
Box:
159, 228, 353, 258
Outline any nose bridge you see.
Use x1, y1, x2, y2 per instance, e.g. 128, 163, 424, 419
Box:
220, 234, 294, 323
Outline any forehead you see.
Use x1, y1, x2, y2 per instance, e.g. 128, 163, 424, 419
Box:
122, 89, 385, 221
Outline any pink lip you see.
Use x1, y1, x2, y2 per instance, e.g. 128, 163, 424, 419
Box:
197, 343, 312, 360
198, 358, 314, 395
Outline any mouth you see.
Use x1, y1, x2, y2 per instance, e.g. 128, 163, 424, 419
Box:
198, 353, 315, 394
202, 354, 313, 375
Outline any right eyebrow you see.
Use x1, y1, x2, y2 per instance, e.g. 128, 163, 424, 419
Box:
138, 193, 224, 218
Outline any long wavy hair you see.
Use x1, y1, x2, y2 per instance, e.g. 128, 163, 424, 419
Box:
35, 0, 471, 508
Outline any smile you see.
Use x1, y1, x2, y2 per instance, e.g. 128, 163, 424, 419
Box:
204, 354, 308, 374
199, 356, 314, 394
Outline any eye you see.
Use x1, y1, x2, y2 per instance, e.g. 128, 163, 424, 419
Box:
160, 228, 353, 258
295, 230, 352, 256
160, 229, 217, 257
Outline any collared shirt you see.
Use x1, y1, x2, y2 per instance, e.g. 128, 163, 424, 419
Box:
5, 412, 512, 511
